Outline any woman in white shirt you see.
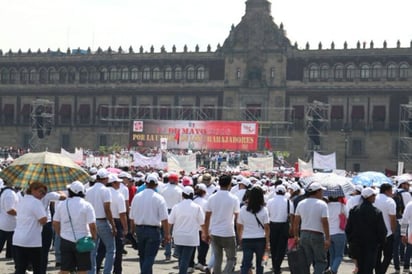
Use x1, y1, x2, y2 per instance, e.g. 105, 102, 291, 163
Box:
237, 186, 270, 274
12, 182, 48, 274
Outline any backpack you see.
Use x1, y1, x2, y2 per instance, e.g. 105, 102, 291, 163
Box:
394, 190, 409, 219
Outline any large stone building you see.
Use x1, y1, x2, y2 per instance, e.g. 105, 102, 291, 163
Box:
1, 0, 412, 171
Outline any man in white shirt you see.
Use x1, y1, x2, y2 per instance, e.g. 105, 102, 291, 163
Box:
85, 168, 116, 274
0, 181, 18, 260
203, 174, 240, 274
373, 183, 396, 274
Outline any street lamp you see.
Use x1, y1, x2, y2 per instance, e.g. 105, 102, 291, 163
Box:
341, 124, 352, 171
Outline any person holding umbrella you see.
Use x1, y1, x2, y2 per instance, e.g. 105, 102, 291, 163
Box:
12, 182, 48, 274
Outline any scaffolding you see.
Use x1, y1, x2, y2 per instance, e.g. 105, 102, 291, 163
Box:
304, 101, 330, 160
97, 105, 294, 151
399, 104, 412, 164
29, 99, 54, 152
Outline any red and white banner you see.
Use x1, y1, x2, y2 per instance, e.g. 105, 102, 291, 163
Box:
130, 120, 259, 151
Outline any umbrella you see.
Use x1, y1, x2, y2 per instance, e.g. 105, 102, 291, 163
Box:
352, 171, 393, 187
0, 151, 89, 191
300, 172, 355, 197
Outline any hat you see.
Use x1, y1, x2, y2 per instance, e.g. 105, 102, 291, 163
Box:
182, 176, 193, 186
288, 182, 300, 192
97, 168, 109, 179
275, 185, 286, 194
108, 173, 122, 183
146, 174, 159, 184
168, 173, 179, 183
89, 167, 98, 175
354, 185, 363, 193
361, 187, 378, 199
202, 173, 212, 182
306, 182, 326, 192
68, 180, 85, 194
182, 186, 194, 196
240, 178, 252, 188
136, 171, 144, 177
118, 171, 132, 179
196, 183, 207, 192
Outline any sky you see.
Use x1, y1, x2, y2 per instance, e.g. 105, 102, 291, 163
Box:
2, 0, 412, 53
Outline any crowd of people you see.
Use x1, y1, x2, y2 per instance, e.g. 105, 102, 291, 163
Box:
0, 164, 411, 274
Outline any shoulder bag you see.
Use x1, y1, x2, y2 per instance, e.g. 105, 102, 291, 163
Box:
66, 200, 95, 253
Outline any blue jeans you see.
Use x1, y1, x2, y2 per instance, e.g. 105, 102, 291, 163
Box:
136, 225, 161, 274
89, 220, 115, 274
241, 238, 266, 274
54, 234, 61, 264
175, 245, 195, 274
329, 233, 346, 273
300, 231, 327, 274
211, 235, 236, 274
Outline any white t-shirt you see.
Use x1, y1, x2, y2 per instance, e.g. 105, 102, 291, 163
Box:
109, 188, 126, 219
129, 188, 168, 227
374, 193, 396, 237
42, 191, 62, 222
0, 188, 18, 231
13, 195, 47, 247
237, 205, 269, 239
54, 197, 96, 243
295, 197, 329, 234
267, 194, 294, 223
85, 182, 112, 218
119, 183, 129, 202
328, 202, 347, 235
346, 195, 362, 211
160, 183, 182, 210
168, 199, 205, 246
206, 190, 240, 237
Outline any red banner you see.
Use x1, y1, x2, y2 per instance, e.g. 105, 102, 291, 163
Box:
130, 120, 259, 151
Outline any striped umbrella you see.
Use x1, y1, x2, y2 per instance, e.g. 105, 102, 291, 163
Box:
0, 151, 89, 191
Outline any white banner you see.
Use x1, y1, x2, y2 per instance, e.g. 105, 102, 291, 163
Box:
61, 147, 84, 164
313, 151, 336, 170
160, 138, 168, 150
133, 152, 163, 169
167, 153, 196, 173
247, 156, 273, 172
398, 161, 405, 176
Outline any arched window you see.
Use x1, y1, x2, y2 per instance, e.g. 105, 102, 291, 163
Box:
38, 68, 47, 84
186, 66, 195, 80
100, 68, 108, 82
308, 64, 319, 81
400, 63, 409, 79
197, 66, 205, 80
121, 68, 129, 81
79, 67, 88, 83
175, 66, 182, 80
360, 64, 370, 80
152, 67, 161, 80
143, 67, 151, 80
48, 68, 57, 83
334, 64, 344, 80
109, 67, 118, 81
59, 68, 67, 84
164, 66, 172, 80
130, 68, 139, 81
9, 68, 17, 84
346, 64, 356, 81
88, 67, 98, 83
29, 68, 37, 83
371, 64, 382, 80
68, 67, 76, 83
320, 64, 329, 80
1, 69, 9, 84
387, 64, 397, 80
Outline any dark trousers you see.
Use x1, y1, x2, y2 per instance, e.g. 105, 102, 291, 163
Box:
189, 231, 209, 266
375, 235, 394, 274
0, 229, 14, 258
136, 225, 161, 274
358, 246, 378, 274
269, 222, 289, 274
40, 221, 53, 274
14, 245, 43, 274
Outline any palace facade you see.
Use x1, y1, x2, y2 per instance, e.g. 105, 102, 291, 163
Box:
1, 0, 412, 171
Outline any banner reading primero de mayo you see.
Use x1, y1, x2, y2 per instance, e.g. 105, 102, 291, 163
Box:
130, 120, 259, 151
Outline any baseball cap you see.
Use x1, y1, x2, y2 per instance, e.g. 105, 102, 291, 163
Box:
182, 176, 193, 186
67, 180, 85, 194
168, 172, 179, 183
306, 182, 326, 192
275, 185, 286, 194
108, 173, 122, 183
97, 168, 109, 179
89, 167, 98, 175
182, 186, 194, 196
146, 174, 159, 184
361, 187, 378, 199
195, 183, 207, 192
240, 178, 252, 188
118, 171, 132, 179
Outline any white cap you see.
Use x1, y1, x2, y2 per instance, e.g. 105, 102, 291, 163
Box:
196, 183, 207, 192
240, 178, 252, 188
306, 182, 326, 192
97, 168, 109, 179
182, 186, 194, 196
118, 171, 132, 179
288, 182, 300, 192
68, 180, 85, 194
89, 167, 98, 174
361, 187, 378, 199
146, 174, 159, 184
275, 185, 286, 194
108, 173, 122, 183
136, 171, 144, 177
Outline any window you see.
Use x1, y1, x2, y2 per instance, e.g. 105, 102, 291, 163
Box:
387, 64, 397, 79
236, 68, 241, 80
20, 69, 28, 84
400, 63, 409, 79
360, 64, 370, 80
197, 66, 205, 80
293, 105, 304, 120
334, 65, 344, 80
29, 68, 37, 83
61, 134, 70, 150
164, 67, 172, 80
60, 104, 72, 124
109, 68, 118, 81
346, 64, 356, 81
143, 67, 151, 80
9, 69, 16, 84
351, 105, 365, 120
245, 104, 262, 120
121, 68, 129, 81
78, 104, 91, 124
159, 104, 172, 119
180, 105, 194, 119
187, 66, 195, 80
68, 68, 76, 84
39, 68, 47, 84
331, 105, 344, 120
202, 105, 215, 120
1, 69, 9, 84
20, 104, 31, 124
308, 65, 319, 81
152, 67, 161, 80
320, 65, 329, 81
48, 68, 57, 83
175, 67, 182, 80
372, 105, 385, 122
88, 67, 98, 83
131, 68, 139, 81
98, 135, 108, 147
351, 139, 364, 156
59, 69, 67, 84
97, 104, 109, 121
3, 104, 14, 124
270, 67, 275, 79
100, 68, 108, 82
138, 104, 151, 119
79, 68, 88, 83
371, 64, 382, 80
